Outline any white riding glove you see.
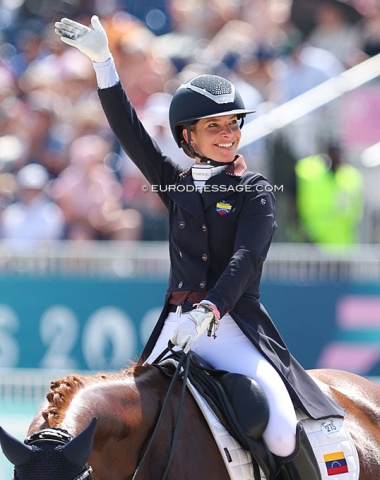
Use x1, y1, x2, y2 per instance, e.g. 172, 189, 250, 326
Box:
55, 15, 111, 63
170, 304, 219, 354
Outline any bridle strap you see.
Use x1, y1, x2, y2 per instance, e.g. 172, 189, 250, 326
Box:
73, 466, 93, 480
131, 343, 191, 479
25, 428, 73, 446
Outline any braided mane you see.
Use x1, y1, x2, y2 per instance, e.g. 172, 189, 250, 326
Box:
42, 365, 145, 426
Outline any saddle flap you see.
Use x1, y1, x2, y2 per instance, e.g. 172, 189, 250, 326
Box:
218, 372, 269, 441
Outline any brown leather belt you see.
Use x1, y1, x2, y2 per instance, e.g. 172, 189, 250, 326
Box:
168, 299, 195, 314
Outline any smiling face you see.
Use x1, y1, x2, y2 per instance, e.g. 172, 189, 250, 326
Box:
182, 114, 241, 163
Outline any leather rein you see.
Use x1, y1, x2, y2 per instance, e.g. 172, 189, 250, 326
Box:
131, 344, 190, 480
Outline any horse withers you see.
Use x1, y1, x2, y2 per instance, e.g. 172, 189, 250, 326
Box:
0, 363, 380, 479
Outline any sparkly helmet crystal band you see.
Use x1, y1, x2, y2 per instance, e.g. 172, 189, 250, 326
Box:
169, 74, 256, 148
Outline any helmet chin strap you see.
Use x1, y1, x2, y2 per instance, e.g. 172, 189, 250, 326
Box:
185, 125, 238, 167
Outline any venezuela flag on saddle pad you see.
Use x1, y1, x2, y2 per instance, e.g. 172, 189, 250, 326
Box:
324, 451, 349, 475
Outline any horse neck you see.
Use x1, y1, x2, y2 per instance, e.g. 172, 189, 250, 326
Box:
43, 365, 166, 441
66, 365, 172, 477
28, 365, 176, 477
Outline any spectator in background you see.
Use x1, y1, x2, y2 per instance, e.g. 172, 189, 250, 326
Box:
51, 134, 142, 240
273, 31, 343, 103
307, 1, 360, 68
270, 31, 344, 162
0, 0, 373, 244
295, 142, 364, 249
102, 9, 176, 113
9, 20, 47, 79
0, 163, 65, 250
355, 0, 380, 58
121, 169, 169, 241
0, 171, 18, 217
155, 0, 215, 72
233, 45, 278, 102
18, 91, 68, 176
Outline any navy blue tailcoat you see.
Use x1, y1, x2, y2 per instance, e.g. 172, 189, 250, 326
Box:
98, 82, 343, 420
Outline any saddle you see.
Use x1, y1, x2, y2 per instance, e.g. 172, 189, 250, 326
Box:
155, 350, 360, 480
155, 351, 278, 480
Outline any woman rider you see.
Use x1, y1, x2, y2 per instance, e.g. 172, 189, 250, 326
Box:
55, 15, 343, 480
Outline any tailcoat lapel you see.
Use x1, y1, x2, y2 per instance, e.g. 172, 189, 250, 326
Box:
167, 171, 206, 223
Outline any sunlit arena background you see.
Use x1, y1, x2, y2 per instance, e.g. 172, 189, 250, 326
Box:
1, 0, 380, 476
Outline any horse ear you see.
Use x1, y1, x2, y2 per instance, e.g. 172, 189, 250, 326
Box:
0, 427, 33, 466
62, 417, 98, 466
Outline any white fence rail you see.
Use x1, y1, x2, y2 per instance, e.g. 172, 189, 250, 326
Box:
0, 368, 101, 407
0, 241, 379, 281
240, 53, 380, 146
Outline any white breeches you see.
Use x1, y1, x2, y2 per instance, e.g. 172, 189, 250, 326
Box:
146, 312, 298, 457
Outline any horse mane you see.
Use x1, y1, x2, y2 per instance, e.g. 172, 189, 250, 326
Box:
42, 363, 148, 426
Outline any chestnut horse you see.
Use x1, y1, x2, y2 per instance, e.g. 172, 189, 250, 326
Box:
1, 364, 380, 479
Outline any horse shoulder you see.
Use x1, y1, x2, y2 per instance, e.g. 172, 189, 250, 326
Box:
308, 368, 380, 415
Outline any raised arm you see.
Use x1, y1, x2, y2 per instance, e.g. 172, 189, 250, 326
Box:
55, 15, 182, 203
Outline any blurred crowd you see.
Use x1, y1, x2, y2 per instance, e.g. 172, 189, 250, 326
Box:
0, 0, 379, 249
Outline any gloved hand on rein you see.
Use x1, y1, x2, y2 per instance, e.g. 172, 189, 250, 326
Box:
55, 15, 111, 63
170, 303, 220, 354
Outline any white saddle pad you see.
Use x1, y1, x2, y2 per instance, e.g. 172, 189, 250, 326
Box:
300, 414, 360, 480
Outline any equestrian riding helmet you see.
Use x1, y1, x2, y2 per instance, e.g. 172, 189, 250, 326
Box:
169, 74, 255, 148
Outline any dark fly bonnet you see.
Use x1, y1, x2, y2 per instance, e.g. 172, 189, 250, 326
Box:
0, 418, 97, 480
